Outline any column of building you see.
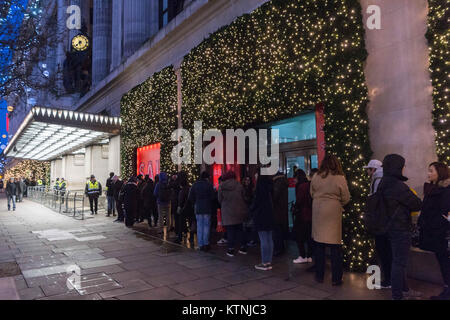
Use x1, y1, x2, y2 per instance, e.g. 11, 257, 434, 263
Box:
122, 0, 159, 59
92, 0, 112, 85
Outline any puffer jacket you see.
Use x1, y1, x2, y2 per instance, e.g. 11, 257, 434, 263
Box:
418, 178, 450, 252
218, 179, 248, 226
378, 154, 422, 232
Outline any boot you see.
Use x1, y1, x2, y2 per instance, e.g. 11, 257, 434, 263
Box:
107, 209, 111, 217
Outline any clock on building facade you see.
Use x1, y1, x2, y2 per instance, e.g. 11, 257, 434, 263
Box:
71, 34, 89, 51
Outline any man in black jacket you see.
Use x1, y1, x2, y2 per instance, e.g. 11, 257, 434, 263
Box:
378, 154, 422, 300
106, 173, 116, 217
113, 178, 125, 222
6, 178, 17, 211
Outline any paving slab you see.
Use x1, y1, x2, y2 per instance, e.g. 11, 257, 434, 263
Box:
169, 277, 229, 296
117, 286, 184, 300
99, 279, 154, 299
0, 277, 20, 300
77, 258, 121, 269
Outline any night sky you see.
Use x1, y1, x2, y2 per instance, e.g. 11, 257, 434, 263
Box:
0, 0, 28, 160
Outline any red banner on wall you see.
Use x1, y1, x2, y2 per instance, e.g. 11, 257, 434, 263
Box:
137, 143, 161, 179
315, 103, 326, 166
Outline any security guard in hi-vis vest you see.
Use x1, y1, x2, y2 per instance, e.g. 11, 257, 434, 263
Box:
85, 175, 102, 215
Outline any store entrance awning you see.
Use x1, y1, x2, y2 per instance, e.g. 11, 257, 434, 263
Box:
4, 107, 121, 161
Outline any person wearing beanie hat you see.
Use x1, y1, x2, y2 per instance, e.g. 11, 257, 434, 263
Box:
377, 154, 422, 300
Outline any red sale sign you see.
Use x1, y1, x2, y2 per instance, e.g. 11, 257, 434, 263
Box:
137, 143, 161, 179
315, 103, 326, 167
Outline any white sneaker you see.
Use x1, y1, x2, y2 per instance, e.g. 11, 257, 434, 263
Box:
217, 238, 228, 246
293, 256, 309, 264
307, 258, 313, 263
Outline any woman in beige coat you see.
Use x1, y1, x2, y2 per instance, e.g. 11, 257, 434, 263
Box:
310, 154, 350, 285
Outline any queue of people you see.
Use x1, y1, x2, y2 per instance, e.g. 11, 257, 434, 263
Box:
99, 153, 448, 300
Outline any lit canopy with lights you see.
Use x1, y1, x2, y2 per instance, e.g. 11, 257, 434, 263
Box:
4, 107, 121, 161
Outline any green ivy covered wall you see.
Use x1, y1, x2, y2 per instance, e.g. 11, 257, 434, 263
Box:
426, 0, 449, 163
120, 66, 178, 179
181, 0, 373, 271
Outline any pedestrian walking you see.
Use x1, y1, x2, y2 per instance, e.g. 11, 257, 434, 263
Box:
377, 154, 422, 300
251, 169, 275, 271
418, 162, 450, 300
169, 174, 180, 232
188, 171, 216, 251
292, 169, 313, 264
218, 171, 249, 257
142, 175, 156, 226
6, 178, 17, 211
85, 175, 102, 215
311, 154, 350, 286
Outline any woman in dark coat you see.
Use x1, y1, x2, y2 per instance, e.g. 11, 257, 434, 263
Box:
250, 171, 275, 271
123, 177, 139, 228
176, 171, 190, 244
113, 178, 125, 222
293, 169, 313, 264
142, 177, 156, 227
419, 162, 450, 300
272, 172, 289, 256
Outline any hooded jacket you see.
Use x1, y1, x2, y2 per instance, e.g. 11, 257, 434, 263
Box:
153, 172, 169, 205
378, 154, 422, 232
418, 178, 450, 252
218, 179, 248, 226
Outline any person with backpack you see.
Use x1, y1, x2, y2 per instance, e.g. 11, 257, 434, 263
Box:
311, 154, 350, 286
154, 172, 172, 229
292, 169, 313, 264
418, 162, 450, 300
376, 154, 422, 300
364, 159, 392, 289
188, 171, 216, 251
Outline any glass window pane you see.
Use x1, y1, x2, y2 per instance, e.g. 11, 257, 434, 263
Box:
270, 112, 316, 143
163, 0, 168, 10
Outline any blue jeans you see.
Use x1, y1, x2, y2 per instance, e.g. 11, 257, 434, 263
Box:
258, 231, 274, 264
107, 196, 115, 213
7, 195, 16, 210
196, 214, 211, 247
389, 230, 411, 300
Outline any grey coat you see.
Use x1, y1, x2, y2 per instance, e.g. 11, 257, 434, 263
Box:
218, 179, 248, 226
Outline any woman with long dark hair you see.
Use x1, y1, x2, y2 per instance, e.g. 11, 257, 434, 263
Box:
250, 169, 275, 271
311, 154, 350, 285
419, 162, 450, 300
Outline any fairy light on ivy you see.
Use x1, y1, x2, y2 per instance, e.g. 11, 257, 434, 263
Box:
120, 67, 178, 179
181, 0, 374, 271
426, 0, 449, 163
4, 160, 50, 184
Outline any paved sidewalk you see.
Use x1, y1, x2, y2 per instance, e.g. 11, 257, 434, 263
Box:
0, 196, 442, 300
